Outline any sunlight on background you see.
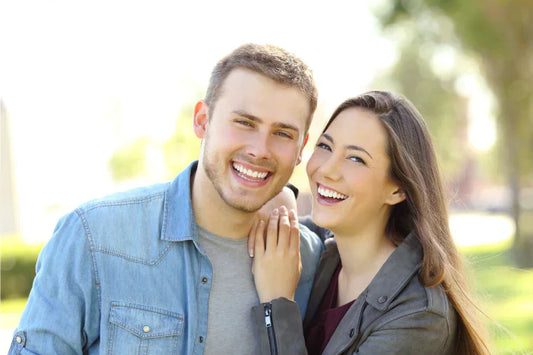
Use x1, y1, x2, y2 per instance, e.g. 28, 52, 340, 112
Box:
1, 0, 396, 244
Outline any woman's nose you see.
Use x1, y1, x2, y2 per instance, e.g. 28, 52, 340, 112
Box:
317, 154, 342, 181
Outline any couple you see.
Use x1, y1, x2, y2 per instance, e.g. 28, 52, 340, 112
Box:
10, 43, 489, 354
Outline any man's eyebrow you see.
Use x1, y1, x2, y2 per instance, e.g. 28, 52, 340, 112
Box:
321, 133, 373, 159
233, 110, 300, 132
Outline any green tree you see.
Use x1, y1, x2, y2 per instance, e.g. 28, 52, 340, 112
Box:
378, 0, 533, 267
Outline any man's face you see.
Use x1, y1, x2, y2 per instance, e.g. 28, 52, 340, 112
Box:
196, 68, 310, 213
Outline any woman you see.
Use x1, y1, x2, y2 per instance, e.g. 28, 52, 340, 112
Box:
250, 91, 490, 354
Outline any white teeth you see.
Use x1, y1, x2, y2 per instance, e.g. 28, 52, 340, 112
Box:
318, 186, 348, 200
233, 163, 268, 180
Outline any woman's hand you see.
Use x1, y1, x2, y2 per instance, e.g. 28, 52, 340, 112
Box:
251, 206, 302, 303
249, 186, 297, 257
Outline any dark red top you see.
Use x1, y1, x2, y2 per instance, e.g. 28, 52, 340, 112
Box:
305, 265, 356, 355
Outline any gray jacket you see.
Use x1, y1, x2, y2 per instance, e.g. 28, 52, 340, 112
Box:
252, 232, 457, 354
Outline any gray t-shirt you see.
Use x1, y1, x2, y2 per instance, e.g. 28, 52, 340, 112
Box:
198, 225, 260, 354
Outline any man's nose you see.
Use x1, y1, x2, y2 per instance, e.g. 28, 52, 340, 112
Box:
245, 132, 272, 160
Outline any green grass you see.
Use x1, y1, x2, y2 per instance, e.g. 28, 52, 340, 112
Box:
462, 240, 533, 354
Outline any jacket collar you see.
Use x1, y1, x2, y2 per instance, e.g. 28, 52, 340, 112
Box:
161, 161, 199, 243
364, 232, 422, 311
306, 232, 422, 320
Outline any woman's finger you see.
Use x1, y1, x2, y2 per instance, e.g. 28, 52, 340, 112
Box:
248, 219, 258, 257
254, 219, 266, 258
266, 208, 279, 253
277, 206, 291, 251
289, 209, 300, 255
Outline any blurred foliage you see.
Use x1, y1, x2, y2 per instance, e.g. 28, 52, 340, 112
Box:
161, 101, 201, 180
1, 236, 43, 300
376, 0, 533, 267
108, 102, 200, 182
370, 15, 469, 180
108, 137, 149, 181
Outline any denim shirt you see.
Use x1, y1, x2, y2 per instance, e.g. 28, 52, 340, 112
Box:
9, 161, 323, 355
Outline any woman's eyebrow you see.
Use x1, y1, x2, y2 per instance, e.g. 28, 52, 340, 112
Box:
321, 133, 373, 159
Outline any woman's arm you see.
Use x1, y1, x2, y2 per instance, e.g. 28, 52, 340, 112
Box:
353, 310, 455, 354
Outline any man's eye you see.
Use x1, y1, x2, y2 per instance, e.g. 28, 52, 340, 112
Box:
276, 131, 293, 139
316, 142, 332, 151
236, 120, 253, 127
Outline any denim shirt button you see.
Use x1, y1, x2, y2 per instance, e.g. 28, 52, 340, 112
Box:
15, 336, 22, 344
377, 295, 388, 303
143, 325, 151, 333
201, 277, 208, 284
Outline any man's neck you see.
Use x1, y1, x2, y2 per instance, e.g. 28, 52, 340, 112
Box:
191, 167, 255, 240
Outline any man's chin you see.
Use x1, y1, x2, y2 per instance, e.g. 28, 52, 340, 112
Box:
227, 200, 265, 213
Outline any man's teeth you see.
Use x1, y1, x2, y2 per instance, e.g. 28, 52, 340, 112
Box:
233, 163, 268, 180
318, 186, 348, 200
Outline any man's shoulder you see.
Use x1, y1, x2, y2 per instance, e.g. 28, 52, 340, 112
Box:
78, 182, 170, 213
298, 223, 324, 282
298, 222, 323, 252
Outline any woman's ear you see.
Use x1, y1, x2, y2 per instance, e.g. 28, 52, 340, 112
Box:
385, 186, 407, 206
193, 100, 209, 138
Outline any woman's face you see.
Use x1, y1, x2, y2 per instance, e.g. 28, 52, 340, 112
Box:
306, 107, 403, 235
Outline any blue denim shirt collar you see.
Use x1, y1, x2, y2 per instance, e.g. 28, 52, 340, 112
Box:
161, 160, 199, 243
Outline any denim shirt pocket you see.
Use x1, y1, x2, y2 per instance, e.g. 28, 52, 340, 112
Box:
107, 302, 184, 354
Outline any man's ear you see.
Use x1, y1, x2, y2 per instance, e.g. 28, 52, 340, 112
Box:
296, 133, 309, 165
193, 100, 209, 138
385, 186, 407, 206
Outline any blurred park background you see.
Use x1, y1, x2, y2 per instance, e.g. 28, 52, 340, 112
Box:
1, 0, 532, 353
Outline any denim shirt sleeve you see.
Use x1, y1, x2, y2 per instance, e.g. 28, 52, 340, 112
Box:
9, 210, 100, 355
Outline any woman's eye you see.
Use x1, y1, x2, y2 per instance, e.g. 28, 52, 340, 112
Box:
316, 142, 331, 151
348, 156, 366, 165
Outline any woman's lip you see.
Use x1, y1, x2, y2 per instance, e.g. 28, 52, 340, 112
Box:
316, 183, 348, 200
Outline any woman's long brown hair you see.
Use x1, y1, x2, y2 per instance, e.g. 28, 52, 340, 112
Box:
324, 91, 490, 354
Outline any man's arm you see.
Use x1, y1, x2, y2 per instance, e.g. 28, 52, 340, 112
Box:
9, 211, 100, 354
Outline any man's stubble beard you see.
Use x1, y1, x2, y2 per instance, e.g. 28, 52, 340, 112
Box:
201, 130, 274, 214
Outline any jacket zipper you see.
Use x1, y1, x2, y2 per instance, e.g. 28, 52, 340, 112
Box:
264, 303, 278, 355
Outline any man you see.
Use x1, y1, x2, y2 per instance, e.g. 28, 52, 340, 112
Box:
9, 43, 323, 354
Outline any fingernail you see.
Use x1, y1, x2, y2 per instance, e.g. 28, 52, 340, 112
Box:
279, 206, 288, 214
289, 209, 296, 218
249, 248, 254, 258
272, 209, 279, 216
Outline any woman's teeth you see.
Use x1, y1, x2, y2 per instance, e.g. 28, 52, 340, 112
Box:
318, 185, 348, 200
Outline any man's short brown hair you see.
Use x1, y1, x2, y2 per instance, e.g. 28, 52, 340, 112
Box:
205, 43, 318, 130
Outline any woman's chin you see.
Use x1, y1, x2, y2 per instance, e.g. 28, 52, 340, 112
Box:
311, 210, 338, 231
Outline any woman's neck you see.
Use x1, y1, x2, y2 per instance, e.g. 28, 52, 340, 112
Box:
333, 226, 397, 306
